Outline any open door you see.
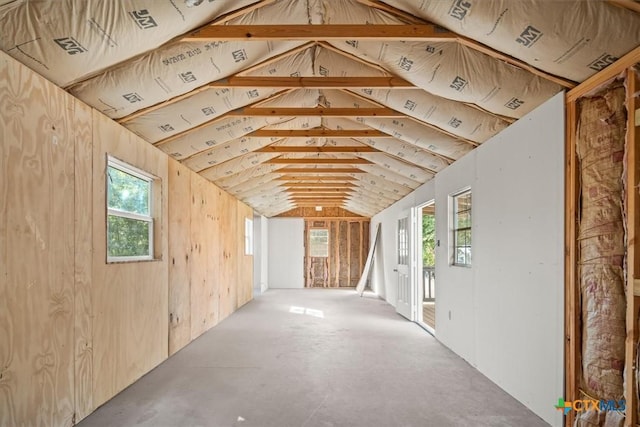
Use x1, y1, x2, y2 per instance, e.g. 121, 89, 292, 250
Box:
417, 202, 436, 332
396, 215, 413, 320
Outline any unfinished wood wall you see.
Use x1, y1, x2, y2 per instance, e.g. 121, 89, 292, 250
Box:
304, 219, 369, 287
0, 50, 253, 426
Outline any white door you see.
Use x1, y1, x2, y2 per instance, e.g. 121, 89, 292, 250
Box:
396, 216, 413, 319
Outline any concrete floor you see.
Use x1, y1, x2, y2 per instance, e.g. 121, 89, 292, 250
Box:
78, 289, 549, 427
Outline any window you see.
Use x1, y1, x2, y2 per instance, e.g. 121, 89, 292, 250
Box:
397, 217, 409, 265
245, 218, 253, 255
309, 229, 329, 257
107, 157, 155, 262
452, 190, 472, 266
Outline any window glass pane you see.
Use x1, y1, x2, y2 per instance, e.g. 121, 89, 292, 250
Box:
309, 229, 329, 257
455, 211, 471, 228
107, 166, 150, 215
107, 215, 150, 257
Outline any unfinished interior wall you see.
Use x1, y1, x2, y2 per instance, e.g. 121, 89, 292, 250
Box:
268, 218, 304, 289
370, 93, 565, 426
576, 83, 627, 411
0, 50, 253, 426
565, 63, 640, 427
303, 219, 370, 288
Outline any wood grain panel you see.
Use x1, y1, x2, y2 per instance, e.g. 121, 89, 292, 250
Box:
91, 111, 169, 408
0, 52, 75, 426
218, 191, 237, 321
73, 98, 94, 422
168, 160, 192, 355
338, 221, 349, 285
190, 175, 219, 338
236, 201, 254, 308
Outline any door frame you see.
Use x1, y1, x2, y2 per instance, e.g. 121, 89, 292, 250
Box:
413, 200, 436, 334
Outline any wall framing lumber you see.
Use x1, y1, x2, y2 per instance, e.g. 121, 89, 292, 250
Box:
625, 67, 640, 427
565, 57, 640, 427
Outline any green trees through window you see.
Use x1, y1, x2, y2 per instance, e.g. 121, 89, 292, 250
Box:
106, 160, 154, 261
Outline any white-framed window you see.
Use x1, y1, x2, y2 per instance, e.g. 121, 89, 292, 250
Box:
245, 218, 253, 255
452, 190, 472, 267
106, 157, 155, 262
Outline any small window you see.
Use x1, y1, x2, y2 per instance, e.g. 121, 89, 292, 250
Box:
245, 218, 253, 255
397, 217, 409, 265
452, 190, 472, 266
107, 158, 155, 262
309, 229, 329, 257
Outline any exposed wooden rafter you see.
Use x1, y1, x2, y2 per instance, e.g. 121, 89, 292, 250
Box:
343, 89, 479, 147
288, 192, 353, 198
228, 107, 404, 117
153, 89, 293, 147
276, 167, 365, 173
209, 76, 415, 89
255, 146, 379, 153
276, 175, 357, 181
285, 182, 356, 188
247, 128, 387, 138
183, 24, 457, 42
265, 158, 372, 164
607, 0, 640, 14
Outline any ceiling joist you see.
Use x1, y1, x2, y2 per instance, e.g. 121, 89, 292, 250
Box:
209, 76, 415, 88
228, 107, 404, 117
183, 24, 456, 42
247, 129, 387, 138
285, 182, 356, 188
255, 146, 379, 153
276, 175, 357, 181
276, 167, 365, 173
266, 158, 372, 164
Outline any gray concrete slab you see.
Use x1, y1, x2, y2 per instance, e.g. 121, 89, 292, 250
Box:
78, 289, 550, 427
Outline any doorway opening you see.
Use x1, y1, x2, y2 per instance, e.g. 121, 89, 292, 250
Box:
418, 202, 436, 332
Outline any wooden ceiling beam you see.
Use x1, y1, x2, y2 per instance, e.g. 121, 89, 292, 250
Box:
183, 24, 456, 42
255, 146, 379, 153
209, 76, 415, 88
276, 167, 365, 173
607, 0, 640, 14
266, 158, 372, 164
289, 192, 353, 198
285, 182, 356, 188
276, 175, 357, 181
153, 89, 293, 147
228, 107, 403, 117
247, 128, 387, 138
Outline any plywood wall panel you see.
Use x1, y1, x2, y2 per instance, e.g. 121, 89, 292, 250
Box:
219, 191, 238, 321
190, 174, 219, 339
168, 160, 192, 355
73, 98, 94, 422
236, 201, 254, 308
338, 221, 350, 285
0, 53, 75, 426
91, 111, 169, 408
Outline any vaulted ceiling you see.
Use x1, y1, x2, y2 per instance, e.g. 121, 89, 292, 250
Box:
2, 0, 639, 217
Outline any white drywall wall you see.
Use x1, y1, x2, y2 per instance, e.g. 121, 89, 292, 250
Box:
267, 218, 304, 289
253, 215, 269, 295
370, 92, 565, 427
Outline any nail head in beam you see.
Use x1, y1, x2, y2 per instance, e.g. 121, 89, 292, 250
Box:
183, 24, 456, 42
248, 129, 387, 138
255, 146, 380, 153
228, 107, 404, 117
210, 76, 415, 89
266, 158, 372, 164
